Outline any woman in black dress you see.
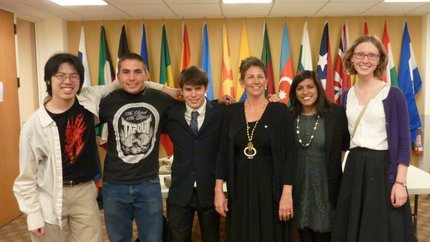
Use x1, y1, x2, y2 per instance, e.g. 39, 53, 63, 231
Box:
289, 70, 349, 242
214, 56, 296, 242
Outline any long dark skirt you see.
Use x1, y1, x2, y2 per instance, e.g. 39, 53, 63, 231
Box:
331, 148, 417, 242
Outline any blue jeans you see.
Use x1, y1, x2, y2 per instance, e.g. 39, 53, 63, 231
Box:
102, 177, 163, 242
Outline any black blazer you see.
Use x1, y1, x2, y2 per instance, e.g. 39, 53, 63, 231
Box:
321, 104, 350, 208
163, 100, 225, 208
216, 102, 296, 201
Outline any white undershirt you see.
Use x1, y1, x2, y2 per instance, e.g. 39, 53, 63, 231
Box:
347, 85, 390, 150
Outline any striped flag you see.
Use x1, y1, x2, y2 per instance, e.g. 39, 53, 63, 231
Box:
334, 21, 350, 104
159, 23, 174, 155
317, 21, 334, 102
181, 22, 191, 70
140, 23, 150, 71
78, 25, 91, 87
201, 22, 214, 100
398, 21, 422, 142
381, 21, 398, 86
220, 23, 234, 98
235, 21, 250, 101
278, 22, 294, 103
298, 21, 313, 72
261, 22, 275, 96
96, 25, 115, 145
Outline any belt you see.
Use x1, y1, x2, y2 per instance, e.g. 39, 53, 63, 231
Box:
63, 180, 88, 187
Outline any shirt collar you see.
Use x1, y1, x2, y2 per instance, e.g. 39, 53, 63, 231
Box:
185, 99, 207, 116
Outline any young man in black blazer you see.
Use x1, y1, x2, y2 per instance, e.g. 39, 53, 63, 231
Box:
162, 66, 226, 242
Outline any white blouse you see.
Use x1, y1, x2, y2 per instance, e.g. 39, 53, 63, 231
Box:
347, 85, 390, 150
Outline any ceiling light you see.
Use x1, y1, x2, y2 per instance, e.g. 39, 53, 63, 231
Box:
50, 0, 107, 6
223, 0, 272, 3
384, 0, 430, 2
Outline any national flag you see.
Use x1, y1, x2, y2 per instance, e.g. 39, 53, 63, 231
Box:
181, 22, 191, 70
317, 21, 334, 102
381, 21, 398, 87
220, 23, 234, 98
298, 21, 313, 72
334, 21, 350, 104
278, 22, 294, 103
235, 21, 250, 101
96, 25, 115, 144
159, 23, 174, 155
261, 22, 275, 96
140, 23, 150, 71
78, 25, 91, 87
201, 22, 214, 100
117, 24, 129, 73
364, 20, 369, 35
160, 24, 174, 87
398, 21, 422, 142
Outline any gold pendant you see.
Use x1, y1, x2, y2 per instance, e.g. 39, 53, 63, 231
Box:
243, 142, 257, 159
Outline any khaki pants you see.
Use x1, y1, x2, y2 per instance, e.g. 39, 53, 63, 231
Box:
30, 181, 102, 242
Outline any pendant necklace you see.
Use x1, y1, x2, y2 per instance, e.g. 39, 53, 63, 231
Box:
296, 114, 320, 148
243, 101, 266, 159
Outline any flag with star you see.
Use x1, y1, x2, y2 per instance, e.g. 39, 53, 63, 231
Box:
398, 21, 421, 142
317, 21, 334, 102
334, 21, 350, 104
278, 22, 294, 104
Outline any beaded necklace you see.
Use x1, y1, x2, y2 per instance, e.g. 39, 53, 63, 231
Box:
296, 114, 320, 148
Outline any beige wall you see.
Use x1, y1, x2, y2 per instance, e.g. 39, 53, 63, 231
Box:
17, 18, 38, 124
67, 16, 422, 99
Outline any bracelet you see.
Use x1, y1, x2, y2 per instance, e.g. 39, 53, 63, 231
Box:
395, 180, 407, 187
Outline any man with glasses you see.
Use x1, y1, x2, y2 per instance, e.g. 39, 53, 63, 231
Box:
13, 53, 102, 242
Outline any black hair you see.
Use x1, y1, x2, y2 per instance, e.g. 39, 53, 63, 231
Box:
289, 70, 330, 118
44, 53, 84, 96
178, 66, 208, 88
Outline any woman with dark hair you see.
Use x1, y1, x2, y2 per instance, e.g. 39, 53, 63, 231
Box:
332, 35, 417, 242
214, 56, 296, 242
289, 70, 349, 242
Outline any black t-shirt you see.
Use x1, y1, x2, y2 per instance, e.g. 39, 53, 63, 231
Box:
46, 99, 99, 182
99, 88, 176, 184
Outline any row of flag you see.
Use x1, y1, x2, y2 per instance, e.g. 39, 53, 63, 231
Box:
77, 20, 422, 154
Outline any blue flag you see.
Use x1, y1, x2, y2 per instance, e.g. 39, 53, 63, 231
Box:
398, 22, 422, 141
201, 22, 214, 100
140, 23, 150, 71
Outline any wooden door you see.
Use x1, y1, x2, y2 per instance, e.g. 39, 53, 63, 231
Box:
0, 9, 21, 227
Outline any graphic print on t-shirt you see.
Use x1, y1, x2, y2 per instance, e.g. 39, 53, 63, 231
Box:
113, 102, 159, 164
65, 113, 86, 164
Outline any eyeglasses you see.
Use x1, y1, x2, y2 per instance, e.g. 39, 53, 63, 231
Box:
54, 73, 80, 81
353, 52, 380, 61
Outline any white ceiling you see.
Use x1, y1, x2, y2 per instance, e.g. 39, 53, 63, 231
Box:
0, 0, 429, 21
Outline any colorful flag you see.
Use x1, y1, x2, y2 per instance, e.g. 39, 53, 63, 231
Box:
159, 23, 174, 155
117, 24, 129, 73
201, 22, 214, 100
181, 22, 191, 70
140, 23, 150, 71
96, 25, 115, 144
298, 21, 313, 72
261, 23, 275, 96
78, 25, 91, 87
398, 21, 422, 142
278, 23, 294, 103
334, 21, 350, 104
235, 21, 250, 101
220, 23, 235, 98
381, 21, 398, 87
317, 21, 334, 102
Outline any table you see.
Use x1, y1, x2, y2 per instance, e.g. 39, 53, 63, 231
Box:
407, 165, 430, 232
